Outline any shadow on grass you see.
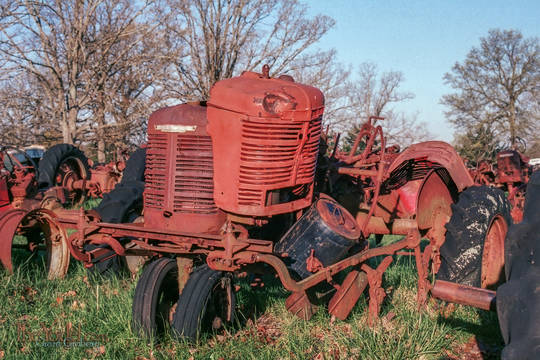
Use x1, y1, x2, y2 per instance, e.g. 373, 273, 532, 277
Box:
437, 308, 504, 359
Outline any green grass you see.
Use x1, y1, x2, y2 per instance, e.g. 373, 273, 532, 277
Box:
0, 242, 504, 359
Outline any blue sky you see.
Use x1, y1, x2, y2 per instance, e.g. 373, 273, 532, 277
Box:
307, 0, 540, 143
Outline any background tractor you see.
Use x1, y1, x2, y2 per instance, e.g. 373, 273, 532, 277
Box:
469, 149, 532, 222
0, 143, 127, 277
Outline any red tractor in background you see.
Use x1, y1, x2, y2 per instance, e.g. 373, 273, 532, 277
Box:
0, 67, 511, 341
470, 149, 532, 223
0, 144, 127, 277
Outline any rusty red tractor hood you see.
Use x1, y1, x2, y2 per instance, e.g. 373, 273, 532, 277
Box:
207, 70, 324, 217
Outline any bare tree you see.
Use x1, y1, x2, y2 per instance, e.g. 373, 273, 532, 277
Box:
341, 63, 431, 149
0, 74, 59, 147
0, 0, 168, 160
442, 29, 540, 148
0, 0, 106, 144
162, 0, 335, 101
83, 0, 172, 161
288, 49, 355, 130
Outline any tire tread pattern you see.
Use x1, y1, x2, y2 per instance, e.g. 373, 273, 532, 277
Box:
437, 186, 511, 287
497, 171, 540, 359
132, 258, 177, 338
172, 265, 232, 341
38, 144, 90, 188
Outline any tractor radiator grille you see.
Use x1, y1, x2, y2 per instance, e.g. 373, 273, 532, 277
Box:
173, 134, 217, 213
145, 133, 168, 208
144, 133, 218, 214
237, 117, 322, 206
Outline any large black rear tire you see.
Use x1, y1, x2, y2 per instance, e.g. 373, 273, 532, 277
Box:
38, 144, 90, 189
437, 186, 511, 288
87, 147, 146, 277
120, 147, 146, 183
172, 264, 235, 341
497, 171, 540, 359
132, 257, 179, 338
95, 180, 144, 224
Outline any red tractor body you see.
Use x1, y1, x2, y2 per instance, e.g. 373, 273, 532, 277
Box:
469, 149, 532, 223
496, 150, 530, 184
0, 67, 512, 339
207, 71, 324, 216
144, 103, 225, 233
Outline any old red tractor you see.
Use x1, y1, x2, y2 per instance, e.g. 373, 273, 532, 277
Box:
0, 67, 511, 340
0, 144, 126, 277
469, 149, 532, 222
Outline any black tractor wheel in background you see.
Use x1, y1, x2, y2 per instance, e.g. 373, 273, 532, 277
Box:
437, 186, 511, 288
120, 147, 146, 183
86, 180, 144, 277
132, 257, 179, 338
172, 264, 236, 341
86, 147, 146, 277
497, 171, 540, 359
38, 144, 90, 191
95, 180, 144, 224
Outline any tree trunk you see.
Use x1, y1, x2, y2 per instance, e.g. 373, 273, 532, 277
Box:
509, 102, 516, 147
97, 130, 106, 163
96, 108, 107, 163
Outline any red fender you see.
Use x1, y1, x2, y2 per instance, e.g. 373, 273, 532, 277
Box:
0, 209, 27, 272
388, 141, 474, 192
416, 168, 456, 231
0, 208, 69, 279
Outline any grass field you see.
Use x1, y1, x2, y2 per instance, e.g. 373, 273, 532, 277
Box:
0, 236, 504, 360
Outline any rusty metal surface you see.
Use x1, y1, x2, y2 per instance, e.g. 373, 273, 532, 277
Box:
316, 195, 361, 239
69, 161, 122, 198
480, 214, 507, 289
207, 70, 324, 216
0, 208, 69, 279
431, 280, 496, 311
387, 141, 474, 192
416, 169, 454, 231
328, 270, 368, 320
362, 256, 393, 325
176, 257, 193, 293
508, 184, 526, 223
496, 150, 529, 184
0, 208, 26, 272
144, 103, 226, 233
469, 150, 531, 223
285, 291, 316, 320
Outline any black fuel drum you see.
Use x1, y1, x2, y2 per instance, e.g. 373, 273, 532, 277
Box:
274, 195, 361, 279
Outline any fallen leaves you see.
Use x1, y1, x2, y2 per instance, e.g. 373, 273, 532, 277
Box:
85, 345, 106, 358
71, 300, 86, 310
445, 336, 502, 360
55, 290, 86, 309
134, 348, 156, 360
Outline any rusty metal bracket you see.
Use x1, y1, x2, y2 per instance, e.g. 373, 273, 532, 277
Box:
285, 291, 316, 320
306, 249, 324, 274
415, 243, 431, 309
176, 257, 193, 294
361, 255, 393, 326
328, 269, 368, 320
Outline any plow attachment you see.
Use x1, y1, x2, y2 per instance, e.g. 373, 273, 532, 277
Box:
0, 208, 69, 279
